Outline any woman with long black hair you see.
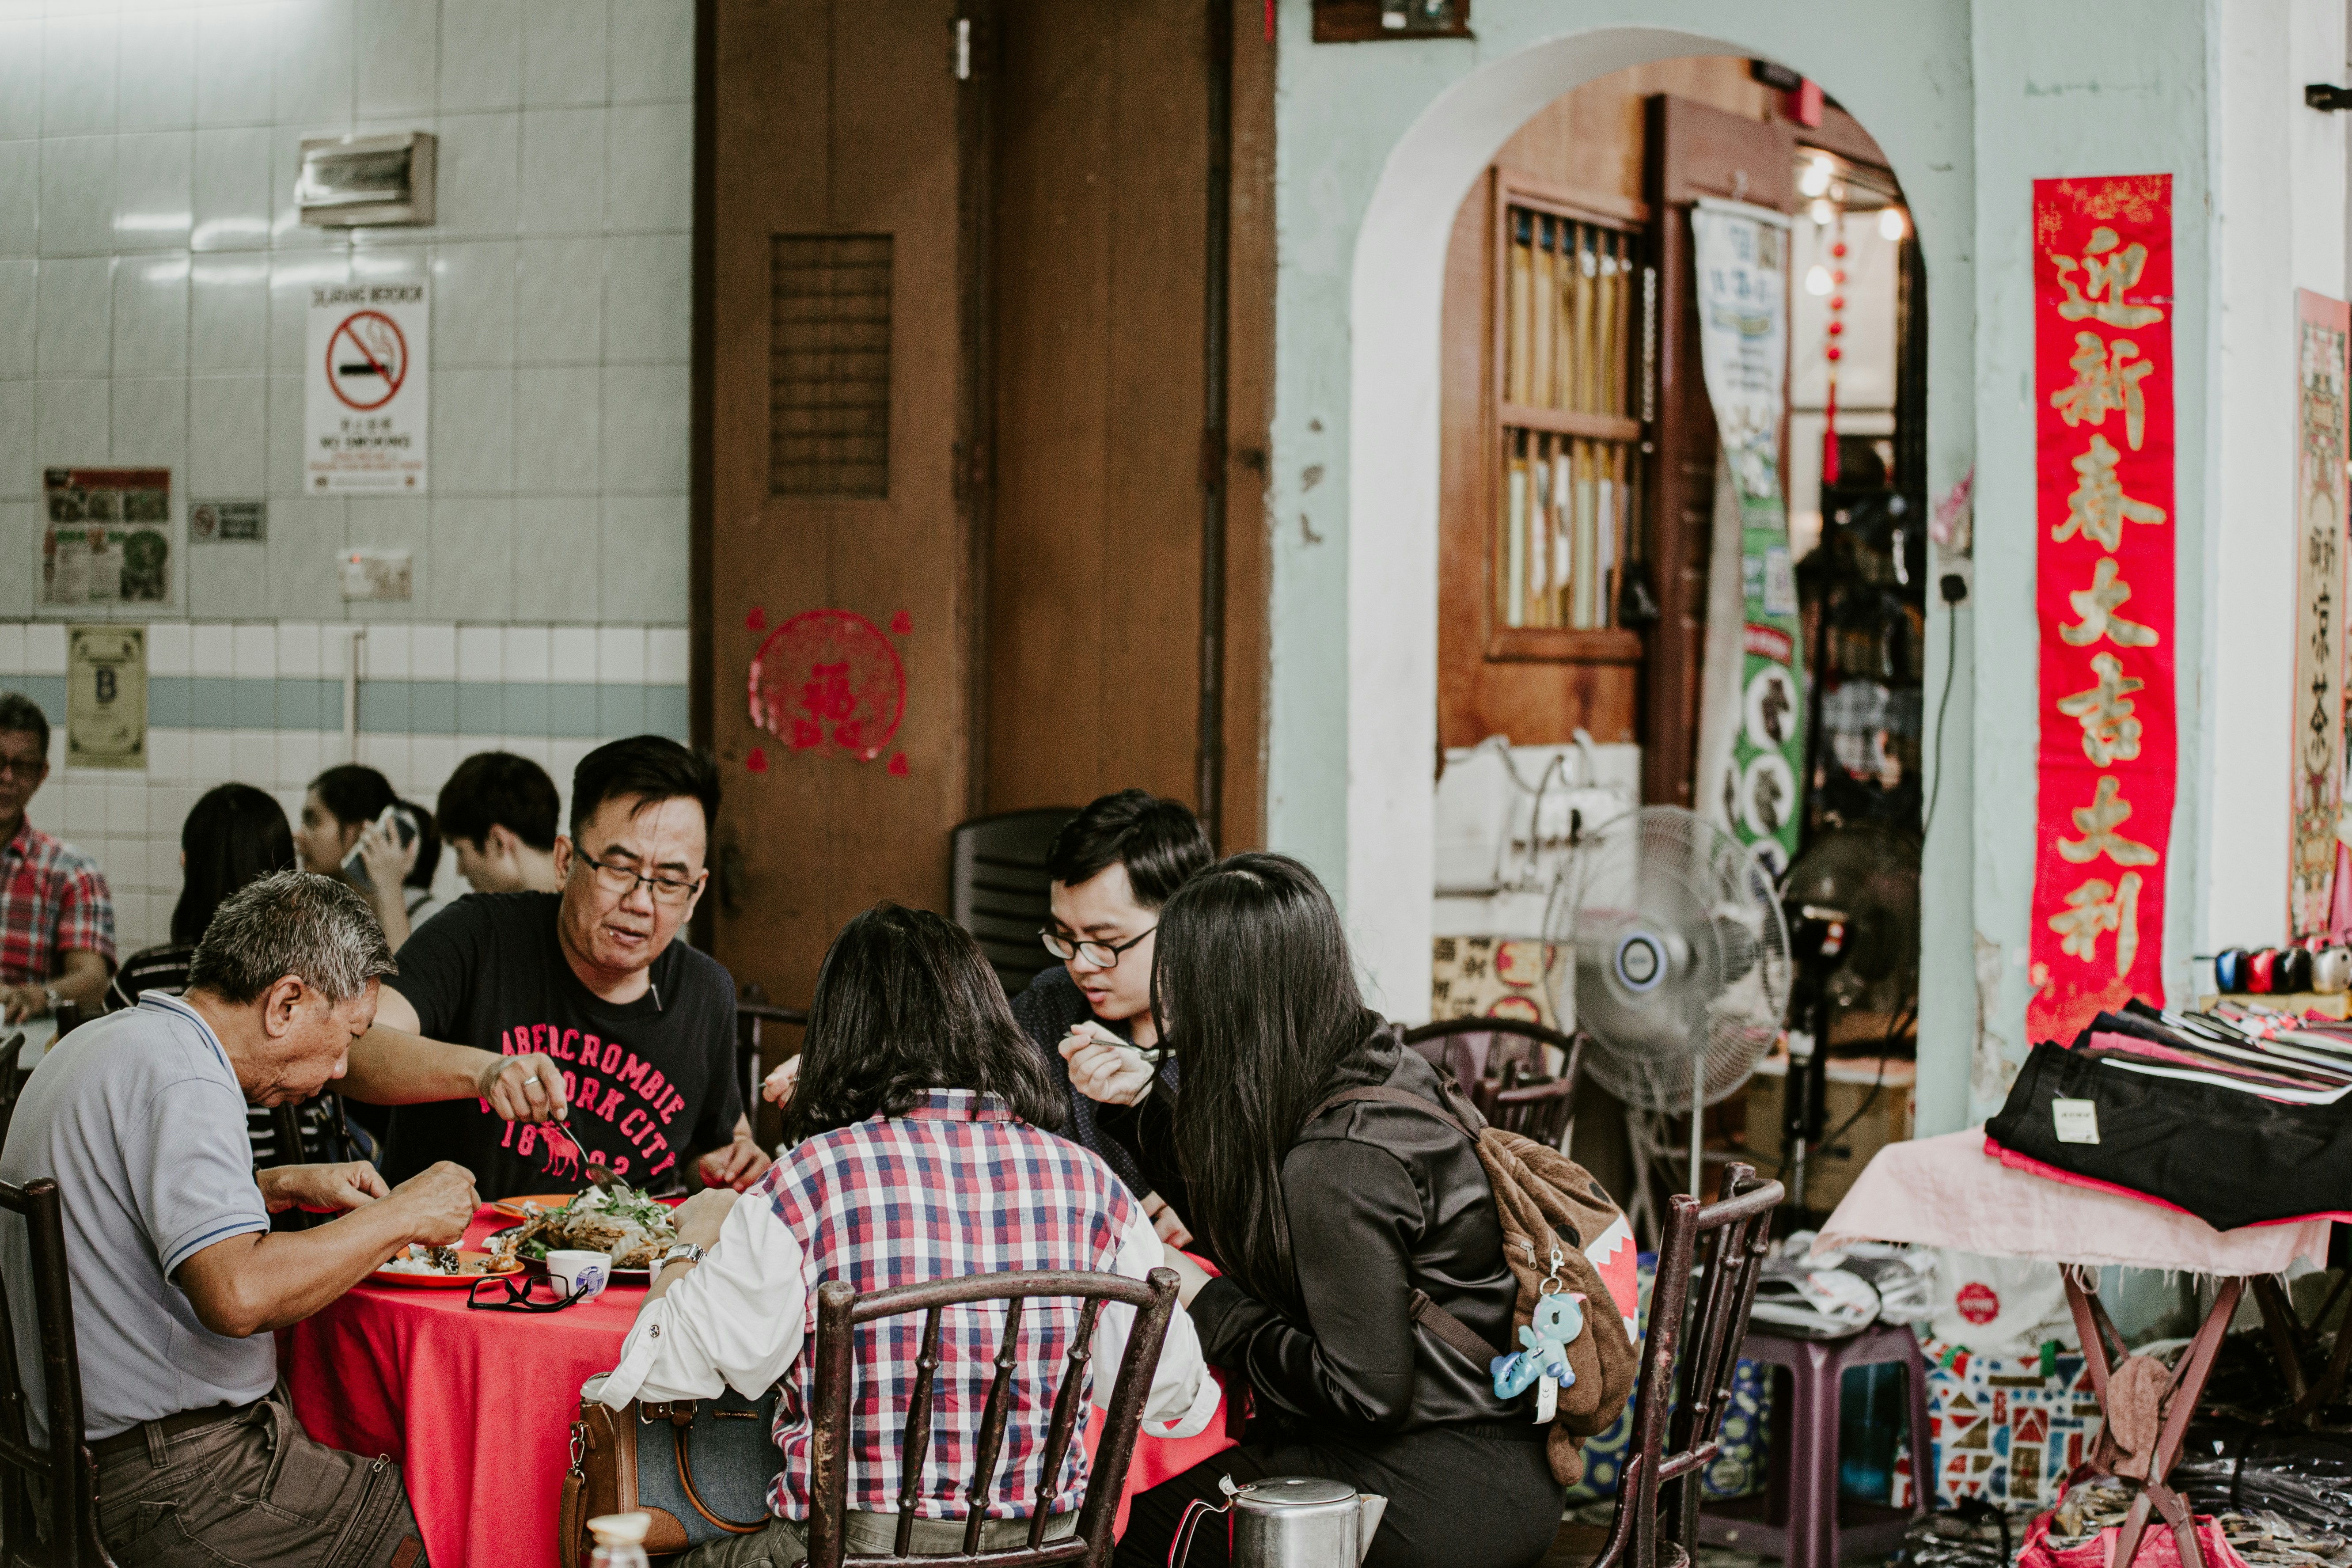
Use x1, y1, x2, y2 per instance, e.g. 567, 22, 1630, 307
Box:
1095, 853, 1566, 1568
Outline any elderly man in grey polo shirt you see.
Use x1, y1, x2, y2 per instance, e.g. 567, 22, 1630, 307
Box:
0, 870, 479, 1568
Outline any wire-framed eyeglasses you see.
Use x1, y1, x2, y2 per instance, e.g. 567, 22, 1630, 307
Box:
1038, 926, 1155, 969
573, 849, 705, 905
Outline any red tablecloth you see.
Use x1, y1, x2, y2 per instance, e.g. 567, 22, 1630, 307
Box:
282, 1206, 1236, 1567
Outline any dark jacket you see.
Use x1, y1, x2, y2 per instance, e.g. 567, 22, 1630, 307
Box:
1102, 1030, 1524, 1437
1008, 966, 1179, 1203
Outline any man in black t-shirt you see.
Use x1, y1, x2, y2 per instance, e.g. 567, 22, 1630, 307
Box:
341, 737, 770, 1199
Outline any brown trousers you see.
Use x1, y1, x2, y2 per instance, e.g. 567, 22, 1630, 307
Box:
89, 1394, 426, 1567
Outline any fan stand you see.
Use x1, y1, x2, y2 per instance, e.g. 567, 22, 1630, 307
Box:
1619, 1063, 1711, 1243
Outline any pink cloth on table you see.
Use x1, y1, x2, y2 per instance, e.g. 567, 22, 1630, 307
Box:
1982, 1136, 2352, 1227
1815, 1127, 2332, 1275
282, 1205, 1235, 1568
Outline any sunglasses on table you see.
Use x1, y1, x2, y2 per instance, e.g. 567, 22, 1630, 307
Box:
467, 1273, 582, 1313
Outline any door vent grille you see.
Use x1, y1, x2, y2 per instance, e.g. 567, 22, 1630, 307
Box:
768, 233, 891, 498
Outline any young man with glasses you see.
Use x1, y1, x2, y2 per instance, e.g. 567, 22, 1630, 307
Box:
1013, 790, 1212, 1248
340, 736, 770, 1200
0, 691, 115, 1026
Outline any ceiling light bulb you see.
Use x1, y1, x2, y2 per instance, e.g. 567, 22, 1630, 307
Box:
1800, 155, 1834, 198
1805, 264, 1834, 296
1810, 197, 1835, 227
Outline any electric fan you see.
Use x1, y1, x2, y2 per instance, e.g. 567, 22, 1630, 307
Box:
1546, 806, 1792, 1237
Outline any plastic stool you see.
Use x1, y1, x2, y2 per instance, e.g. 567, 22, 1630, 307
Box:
1695, 1321, 1932, 1568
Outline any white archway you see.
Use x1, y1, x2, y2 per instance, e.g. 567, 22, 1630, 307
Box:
1330, 22, 1965, 1048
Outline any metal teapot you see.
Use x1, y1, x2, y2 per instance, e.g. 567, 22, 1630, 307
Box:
1220, 1475, 1388, 1567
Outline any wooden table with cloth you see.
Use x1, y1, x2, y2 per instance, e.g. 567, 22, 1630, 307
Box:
279, 1205, 1238, 1567
1817, 1128, 2333, 1568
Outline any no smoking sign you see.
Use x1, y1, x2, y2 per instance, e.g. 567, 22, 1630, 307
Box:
306, 281, 429, 493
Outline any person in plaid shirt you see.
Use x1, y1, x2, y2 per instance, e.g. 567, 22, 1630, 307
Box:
0, 692, 115, 1025
596, 904, 1216, 1567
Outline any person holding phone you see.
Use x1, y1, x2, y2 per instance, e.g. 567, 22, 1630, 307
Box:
293, 765, 440, 952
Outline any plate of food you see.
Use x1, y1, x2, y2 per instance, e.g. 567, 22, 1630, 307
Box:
371, 1247, 523, 1289
488, 1192, 580, 1220
485, 1166, 682, 1283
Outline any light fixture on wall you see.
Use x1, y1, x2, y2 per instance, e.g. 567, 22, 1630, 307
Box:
1800, 154, 1834, 199
1805, 264, 1835, 297
1879, 206, 1908, 242
296, 132, 436, 228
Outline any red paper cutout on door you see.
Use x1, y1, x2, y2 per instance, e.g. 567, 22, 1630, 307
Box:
747, 610, 907, 763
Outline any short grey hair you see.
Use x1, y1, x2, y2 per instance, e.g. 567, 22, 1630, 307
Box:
186, 870, 397, 1005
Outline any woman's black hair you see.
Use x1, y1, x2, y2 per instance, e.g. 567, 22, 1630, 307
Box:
1045, 790, 1214, 909
400, 799, 440, 892
1154, 852, 1385, 1318
173, 784, 298, 945
309, 763, 397, 829
783, 903, 1067, 1146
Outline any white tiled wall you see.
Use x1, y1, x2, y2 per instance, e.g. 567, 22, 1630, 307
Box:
0, 0, 698, 961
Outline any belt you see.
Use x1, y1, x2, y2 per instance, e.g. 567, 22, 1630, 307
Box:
91, 1399, 263, 1461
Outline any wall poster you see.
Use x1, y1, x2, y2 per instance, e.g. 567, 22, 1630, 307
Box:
2026, 175, 2177, 1045
1689, 197, 1806, 878
305, 279, 429, 492
41, 468, 171, 606
2292, 290, 2349, 939
66, 626, 147, 770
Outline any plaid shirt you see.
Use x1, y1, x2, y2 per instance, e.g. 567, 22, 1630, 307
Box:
599, 1090, 1216, 1522
0, 819, 115, 988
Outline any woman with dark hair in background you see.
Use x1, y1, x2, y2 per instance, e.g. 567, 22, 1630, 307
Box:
596, 903, 1218, 1566
107, 783, 360, 1167
1088, 853, 1566, 1568
293, 763, 442, 950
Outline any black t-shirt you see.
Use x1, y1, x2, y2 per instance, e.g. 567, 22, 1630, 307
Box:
381, 892, 742, 1199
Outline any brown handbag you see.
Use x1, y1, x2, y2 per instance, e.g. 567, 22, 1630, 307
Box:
561, 1388, 783, 1568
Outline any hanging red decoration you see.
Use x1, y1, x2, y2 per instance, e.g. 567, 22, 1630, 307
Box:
1821, 235, 1848, 487
746, 609, 907, 763
745, 747, 768, 774
745, 605, 767, 631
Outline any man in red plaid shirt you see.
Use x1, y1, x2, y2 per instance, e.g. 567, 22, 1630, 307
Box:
0, 693, 116, 1026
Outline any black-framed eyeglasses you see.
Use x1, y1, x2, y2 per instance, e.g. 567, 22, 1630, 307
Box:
573, 848, 706, 906
1039, 926, 1155, 969
467, 1272, 580, 1312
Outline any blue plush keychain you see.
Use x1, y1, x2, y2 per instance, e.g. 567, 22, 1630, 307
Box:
1493, 1243, 1585, 1423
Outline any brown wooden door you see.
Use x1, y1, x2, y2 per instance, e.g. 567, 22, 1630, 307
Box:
698, 0, 986, 1014
1641, 95, 1794, 806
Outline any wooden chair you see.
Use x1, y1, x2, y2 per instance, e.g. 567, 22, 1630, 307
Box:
1587, 1162, 1782, 1568
1403, 1016, 1582, 1149
806, 1266, 1180, 1568
0, 1177, 112, 1568
949, 808, 1079, 996
737, 985, 808, 1150
0, 1035, 27, 1154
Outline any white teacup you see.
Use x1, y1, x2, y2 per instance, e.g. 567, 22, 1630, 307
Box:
546, 1249, 613, 1302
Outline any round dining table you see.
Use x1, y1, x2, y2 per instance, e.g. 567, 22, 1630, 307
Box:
281, 1204, 1237, 1568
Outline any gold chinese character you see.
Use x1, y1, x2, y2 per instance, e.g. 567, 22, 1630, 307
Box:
2056, 775, 2159, 867
2052, 227, 2165, 329
2060, 556, 2159, 649
2049, 871, 2144, 976
2049, 330, 2152, 451
2056, 651, 2145, 767
2055, 434, 2166, 551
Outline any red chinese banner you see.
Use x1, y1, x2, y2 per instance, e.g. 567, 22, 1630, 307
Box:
2026, 175, 2177, 1044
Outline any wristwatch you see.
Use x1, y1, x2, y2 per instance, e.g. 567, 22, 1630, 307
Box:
658, 1243, 706, 1271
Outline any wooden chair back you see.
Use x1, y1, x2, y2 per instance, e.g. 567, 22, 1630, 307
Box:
736, 985, 808, 1150
0, 1033, 27, 1155
0, 1176, 110, 1567
949, 808, 1079, 996
806, 1267, 1180, 1568
1402, 1017, 1583, 1148
1588, 1162, 1782, 1568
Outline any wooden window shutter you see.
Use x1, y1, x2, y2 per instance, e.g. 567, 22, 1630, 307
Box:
768, 234, 892, 498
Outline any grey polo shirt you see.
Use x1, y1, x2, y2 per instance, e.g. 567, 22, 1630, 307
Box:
0, 991, 274, 1443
